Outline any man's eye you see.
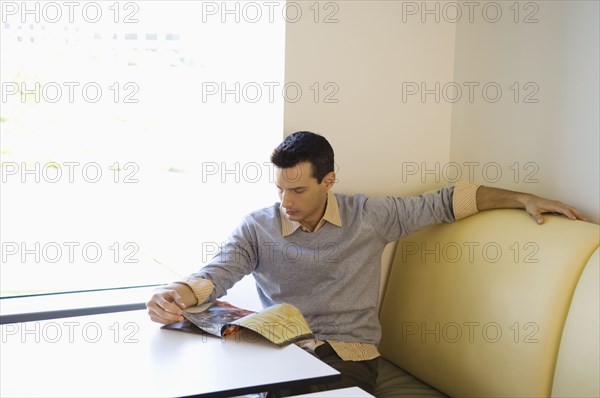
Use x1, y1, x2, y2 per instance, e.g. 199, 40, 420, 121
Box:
295, 189, 305, 194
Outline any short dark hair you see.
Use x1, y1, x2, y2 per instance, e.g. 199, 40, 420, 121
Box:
271, 131, 334, 183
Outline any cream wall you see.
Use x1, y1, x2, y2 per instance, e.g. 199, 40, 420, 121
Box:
283, 1, 456, 197
450, 1, 600, 223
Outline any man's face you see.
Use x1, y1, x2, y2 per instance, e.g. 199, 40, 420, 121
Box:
275, 161, 334, 231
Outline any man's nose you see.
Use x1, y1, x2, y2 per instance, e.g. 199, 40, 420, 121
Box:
281, 191, 292, 208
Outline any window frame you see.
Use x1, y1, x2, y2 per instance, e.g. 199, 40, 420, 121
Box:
0, 285, 158, 324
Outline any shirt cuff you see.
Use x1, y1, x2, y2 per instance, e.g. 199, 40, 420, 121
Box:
453, 180, 481, 220
328, 341, 380, 361
296, 339, 380, 361
175, 277, 214, 305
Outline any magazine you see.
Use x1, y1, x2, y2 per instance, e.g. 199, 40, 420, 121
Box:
163, 300, 314, 347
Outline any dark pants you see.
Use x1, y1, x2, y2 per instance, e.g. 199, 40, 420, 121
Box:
268, 343, 379, 397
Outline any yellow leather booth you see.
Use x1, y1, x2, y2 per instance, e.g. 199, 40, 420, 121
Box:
376, 209, 599, 397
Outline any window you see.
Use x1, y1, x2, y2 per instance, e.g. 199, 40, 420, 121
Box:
1, 1, 285, 298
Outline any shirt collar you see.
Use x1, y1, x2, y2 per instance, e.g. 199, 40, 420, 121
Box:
280, 191, 342, 237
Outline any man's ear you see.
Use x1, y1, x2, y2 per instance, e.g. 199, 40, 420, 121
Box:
323, 171, 336, 189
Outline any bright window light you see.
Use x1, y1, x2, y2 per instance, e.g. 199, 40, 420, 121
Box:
0, 1, 285, 297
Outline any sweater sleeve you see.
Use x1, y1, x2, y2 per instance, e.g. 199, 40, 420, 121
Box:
364, 185, 456, 243
188, 217, 259, 301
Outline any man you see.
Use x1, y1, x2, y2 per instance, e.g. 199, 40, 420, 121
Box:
147, 131, 585, 395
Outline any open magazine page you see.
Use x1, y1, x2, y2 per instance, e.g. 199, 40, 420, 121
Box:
183, 301, 255, 337
233, 303, 314, 346
175, 300, 314, 346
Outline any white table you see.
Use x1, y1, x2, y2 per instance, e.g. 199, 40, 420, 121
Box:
0, 310, 340, 397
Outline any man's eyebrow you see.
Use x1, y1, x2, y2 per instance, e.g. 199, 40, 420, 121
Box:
275, 185, 307, 190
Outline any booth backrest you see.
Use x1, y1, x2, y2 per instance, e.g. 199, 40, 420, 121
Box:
378, 209, 599, 397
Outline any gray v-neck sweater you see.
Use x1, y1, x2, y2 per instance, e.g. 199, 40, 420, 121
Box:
193, 187, 455, 345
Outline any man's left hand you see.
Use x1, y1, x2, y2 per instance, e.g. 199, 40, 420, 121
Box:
476, 186, 588, 225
